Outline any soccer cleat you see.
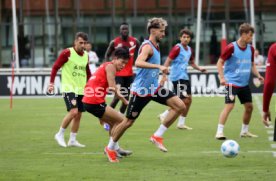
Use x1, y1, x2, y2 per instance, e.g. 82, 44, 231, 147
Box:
150, 135, 168, 152
177, 124, 193, 130
104, 147, 119, 163
67, 140, 86, 147
215, 132, 226, 140
240, 132, 258, 138
54, 133, 67, 147
116, 148, 133, 157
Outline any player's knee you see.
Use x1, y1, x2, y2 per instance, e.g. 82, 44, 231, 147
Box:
185, 97, 192, 105
124, 119, 134, 128
70, 108, 79, 117
175, 102, 186, 114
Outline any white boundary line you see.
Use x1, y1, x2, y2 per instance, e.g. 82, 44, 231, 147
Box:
254, 96, 276, 157
43, 152, 103, 155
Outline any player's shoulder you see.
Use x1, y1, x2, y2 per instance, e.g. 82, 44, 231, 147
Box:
60, 48, 71, 56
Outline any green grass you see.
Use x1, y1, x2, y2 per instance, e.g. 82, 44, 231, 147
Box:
0, 96, 276, 181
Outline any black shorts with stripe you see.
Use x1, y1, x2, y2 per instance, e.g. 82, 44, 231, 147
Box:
63, 92, 85, 112
83, 102, 107, 119
126, 87, 176, 120
225, 85, 252, 104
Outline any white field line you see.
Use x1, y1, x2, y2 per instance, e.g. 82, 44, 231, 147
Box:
43, 152, 103, 155
267, 130, 274, 134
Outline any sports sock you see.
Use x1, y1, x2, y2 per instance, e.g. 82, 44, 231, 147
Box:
241, 124, 249, 133
69, 132, 77, 141
177, 116, 186, 125
58, 127, 66, 135
107, 137, 117, 150
161, 110, 169, 118
217, 124, 224, 134
114, 138, 120, 150
154, 124, 168, 137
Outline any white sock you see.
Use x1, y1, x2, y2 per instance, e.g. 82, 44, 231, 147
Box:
107, 137, 117, 150
154, 124, 168, 137
113, 137, 120, 150
161, 110, 169, 117
241, 124, 249, 133
58, 127, 66, 135
217, 124, 224, 134
177, 116, 186, 125
69, 132, 77, 141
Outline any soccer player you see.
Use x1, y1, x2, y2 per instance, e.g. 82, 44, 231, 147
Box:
106, 17, 186, 157
105, 22, 140, 114
85, 41, 99, 74
263, 42, 276, 127
215, 23, 264, 140
82, 47, 132, 163
48, 32, 91, 147
158, 28, 206, 130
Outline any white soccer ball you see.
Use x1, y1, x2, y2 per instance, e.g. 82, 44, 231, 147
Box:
220, 140, 240, 158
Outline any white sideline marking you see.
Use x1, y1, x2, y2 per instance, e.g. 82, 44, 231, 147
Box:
269, 136, 273, 141
267, 130, 274, 134
271, 144, 276, 149
273, 152, 276, 157
201, 150, 274, 154
43, 152, 102, 155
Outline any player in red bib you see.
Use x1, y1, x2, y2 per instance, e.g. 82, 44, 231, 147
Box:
82, 47, 131, 163
263, 43, 276, 127
105, 22, 140, 115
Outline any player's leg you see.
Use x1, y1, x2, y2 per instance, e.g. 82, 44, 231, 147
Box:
55, 93, 79, 147
112, 95, 150, 142
151, 88, 186, 152
110, 76, 122, 109
238, 86, 257, 138
67, 95, 86, 147
177, 80, 192, 130
215, 86, 236, 140
119, 76, 133, 114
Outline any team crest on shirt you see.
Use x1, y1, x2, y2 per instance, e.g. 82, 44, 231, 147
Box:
253, 78, 261, 87
132, 112, 138, 118
71, 99, 77, 106
229, 95, 235, 101
130, 41, 134, 47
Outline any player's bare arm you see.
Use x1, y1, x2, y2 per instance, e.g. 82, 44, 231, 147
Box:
104, 40, 115, 61
251, 62, 264, 83
217, 58, 226, 85
190, 62, 207, 73
135, 44, 167, 72
106, 64, 128, 105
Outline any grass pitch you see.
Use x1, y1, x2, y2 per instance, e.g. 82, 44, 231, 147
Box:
0, 96, 275, 181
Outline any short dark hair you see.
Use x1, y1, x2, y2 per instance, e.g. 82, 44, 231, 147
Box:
239, 23, 255, 35
147, 17, 168, 34
179, 28, 193, 38
113, 47, 130, 60
120, 22, 129, 26
75, 32, 88, 41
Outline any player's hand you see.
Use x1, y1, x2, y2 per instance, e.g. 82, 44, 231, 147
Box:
160, 75, 167, 86
47, 83, 55, 94
200, 68, 207, 73
262, 111, 271, 127
258, 75, 264, 84
219, 77, 227, 86
159, 65, 168, 73
122, 99, 129, 106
